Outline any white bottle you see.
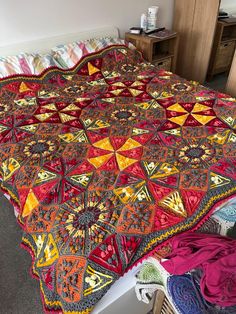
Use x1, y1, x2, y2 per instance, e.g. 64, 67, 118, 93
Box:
141, 13, 147, 30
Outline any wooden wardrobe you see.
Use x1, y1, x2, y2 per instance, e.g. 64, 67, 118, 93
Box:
173, 0, 220, 83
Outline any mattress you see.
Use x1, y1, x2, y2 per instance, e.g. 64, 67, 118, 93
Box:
0, 44, 236, 313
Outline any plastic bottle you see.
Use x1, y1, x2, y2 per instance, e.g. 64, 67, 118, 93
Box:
141, 13, 147, 30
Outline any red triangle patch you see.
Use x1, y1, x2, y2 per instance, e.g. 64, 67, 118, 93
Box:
195, 109, 215, 116
206, 118, 228, 128
90, 72, 103, 81
14, 129, 32, 142
41, 265, 55, 291
68, 160, 94, 176
157, 98, 175, 108
17, 187, 30, 210
158, 132, 181, 146
159, 120, 180, 131
148, 181, 173, 202
89, 235, 123, 274
149, 133, 165, 146
90, 58, 102, 69
33, 179, 59, 202
132, 133, 153, 145
75, 98, 93, 109
181, 189, 205, 215
118, 147, 143, 159
123, 162, 146, 180
167, 111, 187, 118
119, 235, 142, 267
99, 155, 119, 171
60, 180, 84, 203
86, 131, 107, 144
155, 174, 179, 188
153, 206, 184, 231
184, 114, 202, 127
120, 89, 133, 97
44, 158, 64, 175
180, 102, 195, 112
116, 173, 143, 186
202, 99, 215, 107
19, 117, 39, 125
136, 92, 151, 101
77, 64, 89, 75
0, 130, 10, 143
110, 136, 127, 150
65, 118, 83, 128
88, 147, 112, 159
210, 159, 236, 180
0, 116, 13, 127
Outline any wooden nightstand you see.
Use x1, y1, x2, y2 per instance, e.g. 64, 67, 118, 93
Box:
207, 20, 236, 80
125, 32, 179, 72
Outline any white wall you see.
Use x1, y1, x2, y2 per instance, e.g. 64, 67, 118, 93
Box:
220, 0, 236, 14
0, 0, 174, 47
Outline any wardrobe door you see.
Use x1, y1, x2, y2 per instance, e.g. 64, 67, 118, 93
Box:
173, 0, 196, 79
226, 49, 236, 97
174, 0, 220, 83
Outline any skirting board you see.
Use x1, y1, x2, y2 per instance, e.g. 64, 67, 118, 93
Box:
0, 26, 119, 56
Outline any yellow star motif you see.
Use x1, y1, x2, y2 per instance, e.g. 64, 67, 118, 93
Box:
88, 137, 142, 171
35, 103, 81, 123
167, 103, 215, 126
110, 81, 144, 97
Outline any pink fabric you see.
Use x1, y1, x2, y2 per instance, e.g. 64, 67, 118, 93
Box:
19, 57, 31, 74
161, 232, 236, 307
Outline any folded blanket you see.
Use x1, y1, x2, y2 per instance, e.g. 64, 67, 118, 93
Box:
161, 233, 236, 307
167, 273, 206, 314
135, 257, 167, 303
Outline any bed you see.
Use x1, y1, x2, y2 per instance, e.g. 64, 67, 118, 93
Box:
0, 26, 236, 314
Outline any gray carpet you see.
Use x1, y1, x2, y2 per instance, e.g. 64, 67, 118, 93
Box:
0, 192, 43, 314
204, 73, 228, 93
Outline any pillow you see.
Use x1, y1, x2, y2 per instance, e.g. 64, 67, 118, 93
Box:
0, 38, 135, 78
0, 53, 56, 78
51, 37, 135, 68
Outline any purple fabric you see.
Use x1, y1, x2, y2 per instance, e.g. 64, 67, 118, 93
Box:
161, 233, 236, 307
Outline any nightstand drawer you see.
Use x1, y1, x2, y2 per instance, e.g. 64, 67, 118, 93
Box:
153, 57, 172, 71
215, 41, 235, 71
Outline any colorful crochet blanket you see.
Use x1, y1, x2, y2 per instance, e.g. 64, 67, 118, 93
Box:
0, 45, 236, 313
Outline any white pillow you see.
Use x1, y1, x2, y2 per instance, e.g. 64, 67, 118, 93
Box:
0, 53, 56, 78
51, 37, 135, 68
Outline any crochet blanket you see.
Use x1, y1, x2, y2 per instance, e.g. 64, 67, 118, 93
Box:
0, 45, 236, 313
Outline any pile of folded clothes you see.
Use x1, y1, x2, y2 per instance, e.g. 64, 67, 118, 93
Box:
136, 232, 236, 314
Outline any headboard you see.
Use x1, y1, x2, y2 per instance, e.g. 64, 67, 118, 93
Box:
0, 26, 119, 56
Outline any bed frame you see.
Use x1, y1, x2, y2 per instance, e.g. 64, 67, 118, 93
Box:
0, 26, 119, 56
